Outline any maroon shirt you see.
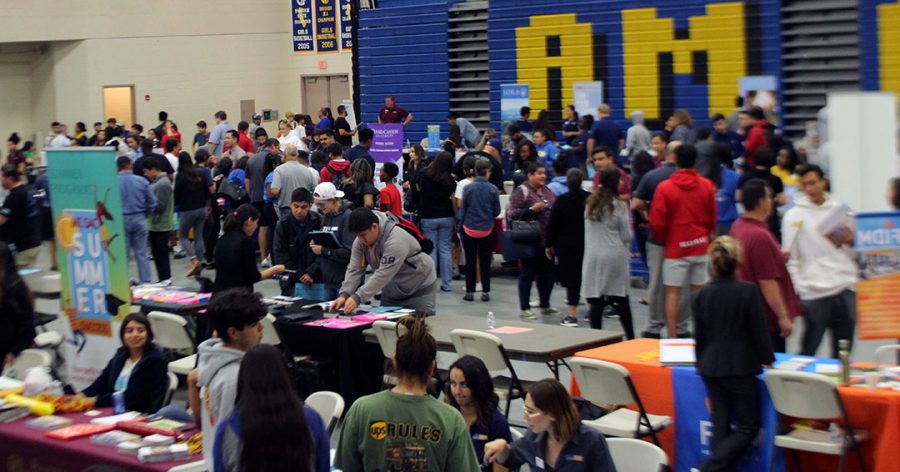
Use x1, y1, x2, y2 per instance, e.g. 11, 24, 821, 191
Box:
379, 105, 409, 124
730, 216, 802, 333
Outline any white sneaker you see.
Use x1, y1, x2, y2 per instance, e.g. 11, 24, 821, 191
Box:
520, 310, 537, 320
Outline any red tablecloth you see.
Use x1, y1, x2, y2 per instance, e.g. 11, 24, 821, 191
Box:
573, 339, 900, 472
0, 408, 200, 471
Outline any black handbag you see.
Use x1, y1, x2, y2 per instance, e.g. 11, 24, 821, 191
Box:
509, 220, 541, 243
216, 178, 246, 202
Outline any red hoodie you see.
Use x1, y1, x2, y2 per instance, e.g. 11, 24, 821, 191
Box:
319, 159, 351, 184
650, 169, 716, 259
743, 120, 769, 168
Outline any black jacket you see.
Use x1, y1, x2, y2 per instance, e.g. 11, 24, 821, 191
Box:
214, 230, 261, 293
305, 205, 354, 286
174, 170, 211, 212
693, 278, 775, 377
545, 189, 589, 288
273, 211, 322, 275
416, 172, 456, 219
82, 345, 168, 414
0, 280, 35, 360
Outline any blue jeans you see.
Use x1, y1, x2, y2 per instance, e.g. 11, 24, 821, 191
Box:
124, 213, 152, 283
421, 217, 454, 290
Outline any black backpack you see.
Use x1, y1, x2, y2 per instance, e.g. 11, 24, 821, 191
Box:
326, 161, 349, 190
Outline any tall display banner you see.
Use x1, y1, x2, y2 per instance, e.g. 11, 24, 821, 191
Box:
855, 211, 900, 339
369, 124, 404, 164
47, 148, 130, 390
500, 84, 529, 122
293, 0, 315, 53
573, 81, 604, 120
314, 0, 339, 53
369, 124, 404, 193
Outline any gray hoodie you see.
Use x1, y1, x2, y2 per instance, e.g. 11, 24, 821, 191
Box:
339, 211, 437, 305
197, 338, 245, 471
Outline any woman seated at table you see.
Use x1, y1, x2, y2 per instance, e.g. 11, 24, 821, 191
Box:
77, 313, 168, 414
445, 355, 512, 472
484, 379, 615, 471
213, 203, 285, 293
334, 315, 481, 471
213, 344, 330, 472
692, 236, 774, 472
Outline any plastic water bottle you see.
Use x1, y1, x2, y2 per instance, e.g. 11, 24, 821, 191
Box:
486, 311, 496, 329
838, 339, 851, 385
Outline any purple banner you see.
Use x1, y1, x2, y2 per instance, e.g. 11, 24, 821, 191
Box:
369, 124, 404, 163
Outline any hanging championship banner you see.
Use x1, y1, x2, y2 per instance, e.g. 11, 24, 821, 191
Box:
293, 0, 315, 53
339, 0, 353, 50
855, 211, 900, 339
315, 0, 339, 53
46, 148, 129, 390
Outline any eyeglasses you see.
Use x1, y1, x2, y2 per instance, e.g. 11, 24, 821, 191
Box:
523, 407, 543, 418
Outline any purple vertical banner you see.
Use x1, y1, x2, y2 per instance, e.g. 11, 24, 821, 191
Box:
314, 0, 339, 53
369, 124, 404, 163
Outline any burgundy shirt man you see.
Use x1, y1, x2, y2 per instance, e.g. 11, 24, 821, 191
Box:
730, 215, 802, 352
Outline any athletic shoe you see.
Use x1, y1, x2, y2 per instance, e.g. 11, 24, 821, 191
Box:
540, 307, 561, 316
559, 317, 579, 327
520, 310, 537, 320
462, 293, 474, 302
440, 286, 453, 292
481, 293, 490, 302
641, 330, 661, 339
602, 305, 619, 319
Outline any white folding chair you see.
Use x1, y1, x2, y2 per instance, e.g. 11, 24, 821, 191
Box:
764, 370, 868, 472
163, 372, 179, 406
606, 438, 668, 472
305, 391, 345, 435
148, 311, 196, 376
5, 349, 54, 381
509, 427, 524, 442
260, 314, 282, 346
568, 357, 671, 446
167, 461, 207, 472
450, 329, 528, 417
372, 321, 406, 387
31, 274, 62, 333
874, 344, 900, 370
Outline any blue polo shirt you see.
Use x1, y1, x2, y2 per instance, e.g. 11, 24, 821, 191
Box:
588, 118, 621, 151
470, 411, 511, 472
502, 425, 615, 471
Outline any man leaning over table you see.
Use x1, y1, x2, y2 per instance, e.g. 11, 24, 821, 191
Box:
330, 208, 438, 315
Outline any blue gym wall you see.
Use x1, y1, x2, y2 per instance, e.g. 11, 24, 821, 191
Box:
357, 0, 793, 141
357, 0, 458, 143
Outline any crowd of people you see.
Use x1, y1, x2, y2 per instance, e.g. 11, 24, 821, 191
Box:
1, 93, 899, 471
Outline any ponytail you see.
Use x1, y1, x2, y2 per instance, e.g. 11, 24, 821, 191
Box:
709, 235, 740, 278
223, 203, 260, 233
394, 315, 437, 384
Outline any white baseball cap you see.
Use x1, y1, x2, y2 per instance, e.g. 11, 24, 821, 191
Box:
313, 182, 344, 201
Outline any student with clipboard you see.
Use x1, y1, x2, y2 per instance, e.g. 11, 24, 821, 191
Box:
305, 182, 356, 301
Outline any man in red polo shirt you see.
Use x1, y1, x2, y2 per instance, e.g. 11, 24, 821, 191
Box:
740, 106, 769, 168
731, 179, 801, 352
378, 96, 413, 126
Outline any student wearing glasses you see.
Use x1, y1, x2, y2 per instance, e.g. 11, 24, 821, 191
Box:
483, 379, 615, 471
